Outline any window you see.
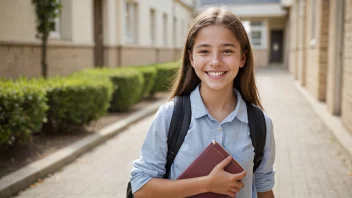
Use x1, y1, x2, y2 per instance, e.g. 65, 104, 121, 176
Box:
163, 13, 168, 47
173, 17, 177, 47
150, 9, 156, 46
243, 21, 266, 48
125, 1, 137, 43
310, 0, 316, 45
49, 0, 61, 39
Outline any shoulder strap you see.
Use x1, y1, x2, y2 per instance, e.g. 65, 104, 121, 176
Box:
163, 95, 191, 179
246, 102, 267, 172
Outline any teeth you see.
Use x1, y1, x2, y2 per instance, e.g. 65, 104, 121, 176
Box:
207, 72, 225, 77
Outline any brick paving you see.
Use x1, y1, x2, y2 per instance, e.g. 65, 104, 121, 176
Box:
13, 67, 352, 198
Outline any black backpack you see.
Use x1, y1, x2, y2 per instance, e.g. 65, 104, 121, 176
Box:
126, 94, 266, 198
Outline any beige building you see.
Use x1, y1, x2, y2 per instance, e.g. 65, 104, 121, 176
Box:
196, 0, 289, 67
0, 0, 194, 78
287, 0, 352, 134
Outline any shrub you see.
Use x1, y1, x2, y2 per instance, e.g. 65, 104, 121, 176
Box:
0, 80, 48, 146
151, 62, 180, 94
79, 68, 144, 112
132, 66, 157, 98
40, 76, 114, 133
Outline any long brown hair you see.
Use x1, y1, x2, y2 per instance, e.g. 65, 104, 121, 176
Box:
169, 6, 263, 109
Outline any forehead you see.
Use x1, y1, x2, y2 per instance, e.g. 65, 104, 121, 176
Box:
194, 24, 240, 46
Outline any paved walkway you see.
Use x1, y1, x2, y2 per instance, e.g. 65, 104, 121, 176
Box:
13, 67, 352, 198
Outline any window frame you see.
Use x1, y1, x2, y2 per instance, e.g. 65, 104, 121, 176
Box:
49, 0, 61, 39
125, 1, 137, 44
244, 20, 266, 49
150, 8, 156, 46
163, 13, 168, 47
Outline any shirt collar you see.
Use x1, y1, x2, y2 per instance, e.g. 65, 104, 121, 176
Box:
190, 85, 208, 119
189, 85, 248, 124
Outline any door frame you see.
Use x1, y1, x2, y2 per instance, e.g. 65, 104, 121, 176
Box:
94, 0, 104, 67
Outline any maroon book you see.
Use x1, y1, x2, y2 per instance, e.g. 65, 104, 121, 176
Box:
177, 140, 244, 198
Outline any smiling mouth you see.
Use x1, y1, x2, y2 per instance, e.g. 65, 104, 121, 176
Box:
206, 71, 227, 77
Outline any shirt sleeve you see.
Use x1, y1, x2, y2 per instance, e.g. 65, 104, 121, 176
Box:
254, 112, 276, 192
130, 101, 174, 194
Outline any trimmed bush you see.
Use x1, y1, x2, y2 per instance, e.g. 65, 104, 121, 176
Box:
40, 76, 114, 133
151, 62, 180, 94
132, 66, 157, 98
79, 68, 144, 112
0, 80, 48, 146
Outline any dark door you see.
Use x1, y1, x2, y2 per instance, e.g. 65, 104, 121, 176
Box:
270, 30, 283, 63
94, 0, 104, 67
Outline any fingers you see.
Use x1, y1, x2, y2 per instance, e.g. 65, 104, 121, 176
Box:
217, 156, 232, 169
226, 191, 237, 198
229, 187, 240, 193
230, 180, 244, 189
231, 170, 247, 181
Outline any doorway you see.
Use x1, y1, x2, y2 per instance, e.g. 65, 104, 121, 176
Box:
270, 30, 284, 63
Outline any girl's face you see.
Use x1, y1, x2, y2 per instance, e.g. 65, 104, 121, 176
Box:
189, 24, 246, 92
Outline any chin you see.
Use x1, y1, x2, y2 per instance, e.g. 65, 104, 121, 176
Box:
202, 82, 230, 91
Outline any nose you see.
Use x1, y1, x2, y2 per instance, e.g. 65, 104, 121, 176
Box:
210, 52, 222, 67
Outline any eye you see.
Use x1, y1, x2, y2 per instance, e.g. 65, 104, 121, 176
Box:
199, 50, 209, 54
223, 49, 234, 54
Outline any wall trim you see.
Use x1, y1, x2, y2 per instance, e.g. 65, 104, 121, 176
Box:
0, 40, 94, 48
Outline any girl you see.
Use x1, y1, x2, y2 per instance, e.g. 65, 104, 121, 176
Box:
130, 6, 275, 198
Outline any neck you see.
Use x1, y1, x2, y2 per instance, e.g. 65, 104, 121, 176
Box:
199, 84, 237, 111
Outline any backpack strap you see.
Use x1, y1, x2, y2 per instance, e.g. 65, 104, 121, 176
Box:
163, 95, 192, 179
246, 102, 267, 172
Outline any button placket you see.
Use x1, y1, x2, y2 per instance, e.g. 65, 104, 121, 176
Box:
215, 125, 223, 144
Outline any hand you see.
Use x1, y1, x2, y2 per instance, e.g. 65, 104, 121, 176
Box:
205, 156, 247, 198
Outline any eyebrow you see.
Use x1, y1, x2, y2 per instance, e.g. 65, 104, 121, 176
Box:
195, 43, 237, 48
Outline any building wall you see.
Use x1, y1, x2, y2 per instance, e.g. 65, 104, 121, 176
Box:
0, 43, 93, 78
288, 0, 352, 135
174, 1, 193, 48
0, 0, 192, 76
297, 0, 307, 86
0, 0, 37, 43
305, 0, 329, 101
71, 0, 94, 44
0, 0, 94, 78
326, 0, 344, 115
283, 9, 291, 68
289, 0, 299, 78
117, 0, 191, 48
115, 0, 192, 66
342, 0, 352, 133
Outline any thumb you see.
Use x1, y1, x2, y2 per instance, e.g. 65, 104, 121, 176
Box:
217, 155, 232, 170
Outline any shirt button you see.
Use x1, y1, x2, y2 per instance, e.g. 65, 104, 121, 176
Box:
218, 127, 222, 132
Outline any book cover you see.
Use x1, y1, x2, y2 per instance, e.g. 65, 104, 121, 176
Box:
177, 140, 244, 198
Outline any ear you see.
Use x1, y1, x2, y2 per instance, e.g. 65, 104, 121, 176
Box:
188, 50, 194, 67
240, 50, 247, 68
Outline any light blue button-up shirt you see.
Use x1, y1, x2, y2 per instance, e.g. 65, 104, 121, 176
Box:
130, 85, 275, 198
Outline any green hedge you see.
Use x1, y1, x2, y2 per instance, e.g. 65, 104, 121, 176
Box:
132, 66, 157, 98
151, 62, 180, 94
0, 80, 48, 146
40, 76, 114, 133
80, 68, 144, 112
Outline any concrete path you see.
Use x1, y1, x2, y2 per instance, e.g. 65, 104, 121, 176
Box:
13, 67, 352, 198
